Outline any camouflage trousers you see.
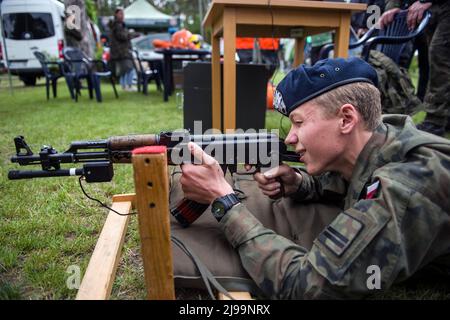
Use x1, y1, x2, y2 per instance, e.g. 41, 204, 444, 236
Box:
168, 167, 341, 294
423, 1, 450, 126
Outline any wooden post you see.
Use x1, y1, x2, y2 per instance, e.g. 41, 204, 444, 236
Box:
132, 146, 175, 300
334, 13, 351, 58
293, 37, 306, 68
223, 7, 237, 130
211, 26, 222, 131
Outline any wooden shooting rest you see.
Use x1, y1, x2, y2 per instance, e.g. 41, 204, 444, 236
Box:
75, 147, 251, 300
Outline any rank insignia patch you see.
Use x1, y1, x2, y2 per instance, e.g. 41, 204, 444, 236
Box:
318, 213, 364, 257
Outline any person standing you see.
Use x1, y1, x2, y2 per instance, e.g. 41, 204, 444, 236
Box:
109, 7, 136, 91
380, 0, 450, 136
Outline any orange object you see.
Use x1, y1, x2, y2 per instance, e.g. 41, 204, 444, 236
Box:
152, 39, 172, 49
259, 38, 279, 50
236, 37, 255, 50
171, 29, 197, 49
236, 37, 280, 50
152, 29, 198, 50
266, 82, 275, 109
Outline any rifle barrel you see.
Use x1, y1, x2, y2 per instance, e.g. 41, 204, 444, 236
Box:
8, 168, 84, 180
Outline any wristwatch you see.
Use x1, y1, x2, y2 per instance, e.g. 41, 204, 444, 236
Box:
211, 193, 241, 222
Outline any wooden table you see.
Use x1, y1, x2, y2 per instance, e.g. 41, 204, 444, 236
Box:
154, 49, 211, 101
203, 0, 367, 130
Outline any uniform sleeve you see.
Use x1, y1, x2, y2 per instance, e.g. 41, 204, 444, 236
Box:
219, 176, 448, 299
290, 171, 348, 205
384, 0, 402, 10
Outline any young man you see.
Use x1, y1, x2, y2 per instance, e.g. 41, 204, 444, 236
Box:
176, 57, 450, 299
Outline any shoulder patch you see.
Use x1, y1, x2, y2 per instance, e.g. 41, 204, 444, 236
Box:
318, 213, 364, 257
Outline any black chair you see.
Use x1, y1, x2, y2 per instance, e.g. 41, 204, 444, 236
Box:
89, 59, 119, 102
62, 47, 94, 102
319, 10, 432, 64
62, 47, 118, 102
131, 49, 162, 95
33, 51, 63, 100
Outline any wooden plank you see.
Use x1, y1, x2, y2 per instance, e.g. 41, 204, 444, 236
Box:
334, 13, 351, 58
212, 15, 223, 37
112, 193, 136, 208
132, 151, 175, 300
235, 7, 341, 27
212, 26, 222, 131
236, 25, 332, 38
203, 0, 367, 27
76, 200, 132, 300
223, 7, 237, 131
212, 0, 366, 10
218, 291, 253, 300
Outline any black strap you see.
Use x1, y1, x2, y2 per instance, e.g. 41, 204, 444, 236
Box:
171, 235, 235, 300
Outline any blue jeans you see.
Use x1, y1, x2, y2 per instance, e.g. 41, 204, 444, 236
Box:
120, 69, 135, 87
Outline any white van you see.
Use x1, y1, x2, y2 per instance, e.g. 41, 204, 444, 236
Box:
1, 0, 65, 85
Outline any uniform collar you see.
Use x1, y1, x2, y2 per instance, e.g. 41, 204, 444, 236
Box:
345, 122, 388, 208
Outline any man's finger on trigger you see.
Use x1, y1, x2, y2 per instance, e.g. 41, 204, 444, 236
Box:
188, 142, 215, 166
254, 171, 269, 184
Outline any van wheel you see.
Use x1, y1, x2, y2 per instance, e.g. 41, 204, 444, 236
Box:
20, 76, 37, 86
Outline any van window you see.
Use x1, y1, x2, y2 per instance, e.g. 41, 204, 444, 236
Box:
2, 13, 55, 40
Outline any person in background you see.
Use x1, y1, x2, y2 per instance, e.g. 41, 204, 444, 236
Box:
109, 7, 136, 92
380, 0, 450, 136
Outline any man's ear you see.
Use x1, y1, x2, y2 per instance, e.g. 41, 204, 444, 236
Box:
338, 104, 358, 134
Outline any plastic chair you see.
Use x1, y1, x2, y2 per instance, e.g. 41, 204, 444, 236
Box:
131, 49, 162, 95
318, 10, 432, 64
89, 59, 119, 102
62, 47, 94, 102
33, 51, 63, 100
63, 47, 118, 102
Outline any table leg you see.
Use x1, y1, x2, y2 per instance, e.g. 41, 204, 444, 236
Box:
294, 37, 306, 68
223, 7, 237, 131
168, 55, 174, 97
334, 13, 351, 58
211, 32, 222, 131
163, 53, 170, 102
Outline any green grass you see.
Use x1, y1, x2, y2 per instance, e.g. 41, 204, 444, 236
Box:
0, 72, 448, 300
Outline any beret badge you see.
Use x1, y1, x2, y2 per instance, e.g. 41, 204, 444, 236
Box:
274, 89, 287, 116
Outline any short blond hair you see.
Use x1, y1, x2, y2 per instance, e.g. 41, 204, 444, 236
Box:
310, 82, 382, 131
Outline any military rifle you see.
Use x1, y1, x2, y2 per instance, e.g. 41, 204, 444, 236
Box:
8, 132, 299, 227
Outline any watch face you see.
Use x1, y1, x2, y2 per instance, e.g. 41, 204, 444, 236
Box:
212, 201, 226, 216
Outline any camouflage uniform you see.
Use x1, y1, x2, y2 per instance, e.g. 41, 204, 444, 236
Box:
217, 115, 450, 299
368, 50, 422, 115
386, 0, 450, 128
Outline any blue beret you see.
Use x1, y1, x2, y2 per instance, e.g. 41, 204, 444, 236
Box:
274, 57, 378, 116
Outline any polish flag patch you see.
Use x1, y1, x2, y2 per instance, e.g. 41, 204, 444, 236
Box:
365, 180, 380, 199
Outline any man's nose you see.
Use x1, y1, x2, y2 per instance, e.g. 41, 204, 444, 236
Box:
284, 128, 298, 145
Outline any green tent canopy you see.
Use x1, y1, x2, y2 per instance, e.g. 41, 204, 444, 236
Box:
124, 0, 174, 31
